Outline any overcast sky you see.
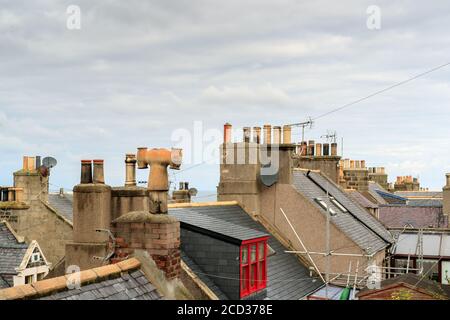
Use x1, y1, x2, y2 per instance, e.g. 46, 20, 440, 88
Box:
1, 0, 449, 193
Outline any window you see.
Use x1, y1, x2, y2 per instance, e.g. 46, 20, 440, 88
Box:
331, 199, 347, 212
25, 275, 34, 284
240, 237, 269, 298
315, 198, 337, 216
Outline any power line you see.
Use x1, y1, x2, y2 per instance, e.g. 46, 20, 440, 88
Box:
313, 62, 450, 121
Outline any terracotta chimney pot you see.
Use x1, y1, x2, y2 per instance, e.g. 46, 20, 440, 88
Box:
80, 160, 93, 184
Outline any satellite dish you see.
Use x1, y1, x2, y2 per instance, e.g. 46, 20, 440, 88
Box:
260, 163, 278, 187
188, 188, 198, 197
42, 157, 57, 169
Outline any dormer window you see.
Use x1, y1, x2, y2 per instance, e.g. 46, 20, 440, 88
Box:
240, 237, 269, 298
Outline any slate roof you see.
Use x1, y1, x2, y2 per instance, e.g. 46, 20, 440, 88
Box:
293, 171, 393, 254
0, 258, 163, 300
406, 199, 443, 207
169, 205, 323, 300
171, 208, 269, 244
379, 205, 448, 229
38, 269, 161, 300
346, 190, 378, 209
394, 191, 443, 199
0, 222, 28, 288
47, 193, 73, 221
367, 182, 388, 205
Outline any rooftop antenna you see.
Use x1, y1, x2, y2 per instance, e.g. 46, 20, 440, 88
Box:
288, 117, 314, 142
321, 130, 337, 143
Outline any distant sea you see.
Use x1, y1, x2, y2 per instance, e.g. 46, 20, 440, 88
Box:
192, 190, 217, 203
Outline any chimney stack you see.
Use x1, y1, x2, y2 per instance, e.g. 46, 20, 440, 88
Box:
273, 126, 281, 144
80, 160, 93, 184
224, 123, 232, 143
243, 127, 251, 143
283, 125, 291, 144
253, 127, 261, 144
263, 124, 272, 144
93, 160, 105, 184
125, 154, 137, 187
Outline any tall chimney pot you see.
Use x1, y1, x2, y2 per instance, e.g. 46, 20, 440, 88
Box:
263, 124, 272, 144
243, 127, 251, 143
315, 143, 322, 156
282, 125, 291, 144
36, 156, 41, 169
179, 182, 184, 190
253, 127, 261, 144
331, 143, 338, 156
323, 143, 330, 156
273, 126, 281, 144
93, 160, 105, 184
80, 160, 93, 184
446, 173, 450, 187
224, 123, 232, 143
27, 157, 36, 171
125, 154, 137, 187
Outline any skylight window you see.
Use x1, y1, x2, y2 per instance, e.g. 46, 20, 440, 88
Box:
314, 198, 337, 216
331, 199, 348, 213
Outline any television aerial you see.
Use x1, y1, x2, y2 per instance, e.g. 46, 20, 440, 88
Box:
288, 117, 314, 142
321, 130, 337, 143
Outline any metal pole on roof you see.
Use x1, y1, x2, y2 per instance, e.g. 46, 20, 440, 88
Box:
326, 181, 330, 299
279, 207, 326, 283
352, 260, 359, 300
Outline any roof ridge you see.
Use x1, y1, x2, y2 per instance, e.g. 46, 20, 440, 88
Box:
168, 201, 238, 208
0, 258, 141, 300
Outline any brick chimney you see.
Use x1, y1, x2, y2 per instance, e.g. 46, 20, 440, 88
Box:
111, 146, 183, 279
443, 173, 450, 216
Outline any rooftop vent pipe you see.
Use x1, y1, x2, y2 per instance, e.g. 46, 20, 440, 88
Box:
80, 160, 93, 184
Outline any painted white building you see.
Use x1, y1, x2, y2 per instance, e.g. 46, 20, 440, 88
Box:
0, 221, 51, 288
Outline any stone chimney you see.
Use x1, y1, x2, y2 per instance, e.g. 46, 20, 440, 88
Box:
65, 159, 112, 271
443, 173, 450, 216
14, 155, 49, 203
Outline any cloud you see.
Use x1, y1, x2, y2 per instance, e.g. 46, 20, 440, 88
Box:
0, 1, 450, 190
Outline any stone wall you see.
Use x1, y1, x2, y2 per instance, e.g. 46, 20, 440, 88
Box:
10, 171, 73, 266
